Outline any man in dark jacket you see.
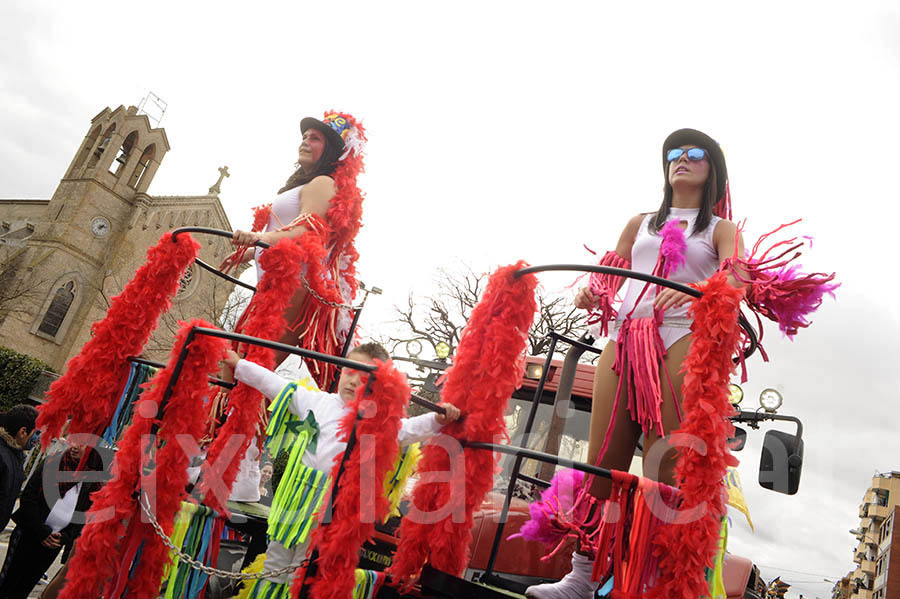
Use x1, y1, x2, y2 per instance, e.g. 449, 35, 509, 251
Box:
0, 404, 38, 532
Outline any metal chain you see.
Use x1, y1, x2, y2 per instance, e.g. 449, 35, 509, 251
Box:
139, 495, 306, 581
300, 273, 354, 310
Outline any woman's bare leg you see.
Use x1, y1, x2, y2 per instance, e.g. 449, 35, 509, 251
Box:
271, 287, 310, 368
641, 333, 692, 486
524, 341, 642, 598
587, 341, 643, 500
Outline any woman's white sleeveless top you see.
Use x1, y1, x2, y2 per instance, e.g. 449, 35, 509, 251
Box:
254, 185, 303, 282
616, 207, 722, 323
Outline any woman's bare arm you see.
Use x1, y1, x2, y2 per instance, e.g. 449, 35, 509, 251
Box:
574, 214, 644, 309
232, 176, 336, 247
712, 219, 747, 288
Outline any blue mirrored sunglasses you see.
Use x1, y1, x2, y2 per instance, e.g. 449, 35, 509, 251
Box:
666, 147, 707, 162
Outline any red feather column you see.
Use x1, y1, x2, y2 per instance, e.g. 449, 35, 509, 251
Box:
645, 272, 743, 599
293, 361, 410, 599
58, 319, 226, 599
198, 237, 308, 515
37, 231, 201, 447
389, 262, 537, 586
124, 320, 228, 593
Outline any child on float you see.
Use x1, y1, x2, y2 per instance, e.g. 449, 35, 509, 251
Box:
222, 341, 461, 588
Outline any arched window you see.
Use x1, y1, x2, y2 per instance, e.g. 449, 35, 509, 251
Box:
128, 144, 155, 189
109, 131, 138, 176
37, 281, 75, 337
87, 123, 116, 168
71, 126, 101, 174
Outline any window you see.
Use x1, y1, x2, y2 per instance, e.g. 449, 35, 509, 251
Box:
175, 264, 197, 299
37, 281, 75, 337
128, 144, 155, 189
88, 123, 116, 168
71, 126, 101, 174
109, 131, 138, 176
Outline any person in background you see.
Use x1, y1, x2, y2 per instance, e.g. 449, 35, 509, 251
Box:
0, 443, 108, 599
0, 404, 38, 532
258, 461, 274, 506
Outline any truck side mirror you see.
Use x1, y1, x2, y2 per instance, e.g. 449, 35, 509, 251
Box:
758, 429, 803, 495
728, 426, 747, 452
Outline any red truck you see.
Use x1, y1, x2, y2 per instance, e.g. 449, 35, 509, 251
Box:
358, 331, 800, 599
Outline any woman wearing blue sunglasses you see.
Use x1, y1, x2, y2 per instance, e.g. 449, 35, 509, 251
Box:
526, 129, 745, 599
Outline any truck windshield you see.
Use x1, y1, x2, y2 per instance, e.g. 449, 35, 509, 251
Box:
496, 396, 592, 499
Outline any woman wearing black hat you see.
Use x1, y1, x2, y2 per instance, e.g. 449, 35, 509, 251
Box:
222, 112, 367, 387
525, 129, 745, 599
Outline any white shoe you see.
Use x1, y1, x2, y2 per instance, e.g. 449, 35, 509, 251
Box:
524, 552, 595, 599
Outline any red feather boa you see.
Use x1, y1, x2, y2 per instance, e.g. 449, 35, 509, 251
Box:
389, 262, 537, 586
322, 110, 366, 301
200, 239, 306, 515
294, 360, 410, 599
37, 232, 200, 448
644, 272, 742, 599
124, 320, 227, 594
284, 222, 348, 389
59, 319, 225, 599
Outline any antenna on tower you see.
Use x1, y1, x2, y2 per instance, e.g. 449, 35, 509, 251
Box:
137, 91, 168, 128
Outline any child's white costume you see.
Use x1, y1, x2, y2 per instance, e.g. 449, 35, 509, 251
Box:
233, 359, 441, 590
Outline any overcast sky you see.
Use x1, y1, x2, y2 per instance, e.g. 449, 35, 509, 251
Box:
3, 1, 899, 595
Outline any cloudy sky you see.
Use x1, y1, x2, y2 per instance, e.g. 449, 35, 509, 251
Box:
3, 0, 899, 595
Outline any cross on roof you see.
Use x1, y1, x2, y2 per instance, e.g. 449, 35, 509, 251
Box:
208, 165, 230, 195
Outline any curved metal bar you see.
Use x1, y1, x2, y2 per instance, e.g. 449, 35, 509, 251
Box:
190, 327, 377, 373
514, 264, 701, 297
515, 264, 759, 360
410, 393, 448, 416
126, 356, 235, 389
170, 227, 267, 292
194, 258, 257, 292
170, 226, 272, 249
461, 441, 612, 480
737, 312, 758, 360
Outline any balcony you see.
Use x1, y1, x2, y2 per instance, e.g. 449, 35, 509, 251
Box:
869, 504, 890, 520
872, 477, 894, 492
856, 589, 873, 599
861, 560, 876, 577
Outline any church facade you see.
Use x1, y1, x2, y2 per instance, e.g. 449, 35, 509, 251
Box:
0, 105, 238, 371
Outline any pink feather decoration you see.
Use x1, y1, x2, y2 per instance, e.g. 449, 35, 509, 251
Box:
508, 469, 585, 546
722, 220, 839, 338
659, 220, 687, 277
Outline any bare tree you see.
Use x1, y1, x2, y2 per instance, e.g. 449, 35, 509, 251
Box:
388, 264, 588, 363
144, 274, 250, 357
0, 244, 45, 327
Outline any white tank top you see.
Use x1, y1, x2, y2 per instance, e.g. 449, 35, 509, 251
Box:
616, 207, 722, 322
255, 184, 304, 281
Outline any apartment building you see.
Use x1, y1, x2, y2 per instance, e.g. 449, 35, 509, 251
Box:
848, 472, 900, 599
